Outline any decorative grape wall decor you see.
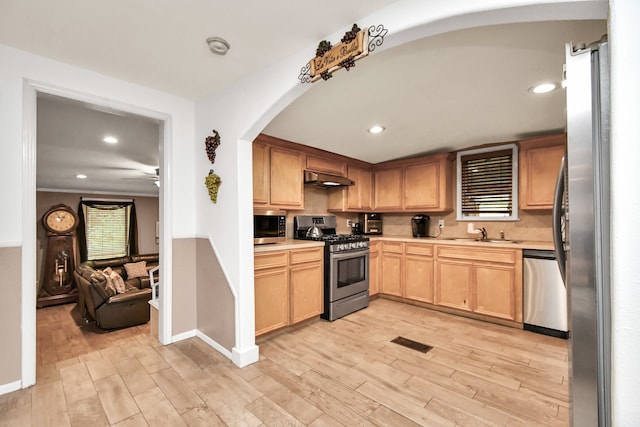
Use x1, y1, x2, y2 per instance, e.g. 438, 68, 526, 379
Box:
204, 129, 222, 203
298, 23, 387, 83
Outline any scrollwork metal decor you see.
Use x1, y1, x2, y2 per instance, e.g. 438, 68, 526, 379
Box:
368, 24, 388, 52
298, 23, 387, 84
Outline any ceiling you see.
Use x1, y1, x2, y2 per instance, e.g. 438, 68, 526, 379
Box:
0, 2, 606, 195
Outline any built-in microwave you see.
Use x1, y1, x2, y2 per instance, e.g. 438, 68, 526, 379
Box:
254, 210, 287, 244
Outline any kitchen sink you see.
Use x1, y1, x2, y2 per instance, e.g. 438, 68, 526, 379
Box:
442, 238, 480, 242
441, 238, 521, 243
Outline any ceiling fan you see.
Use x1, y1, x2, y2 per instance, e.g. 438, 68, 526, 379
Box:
119, 166, 160, 187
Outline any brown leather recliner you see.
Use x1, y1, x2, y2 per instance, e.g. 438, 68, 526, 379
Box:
74, 254, 158, 329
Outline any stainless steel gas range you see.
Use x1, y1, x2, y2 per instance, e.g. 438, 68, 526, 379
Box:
294, 215, 369, 321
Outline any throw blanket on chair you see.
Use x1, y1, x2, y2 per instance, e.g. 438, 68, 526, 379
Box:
101, 267, 127, 294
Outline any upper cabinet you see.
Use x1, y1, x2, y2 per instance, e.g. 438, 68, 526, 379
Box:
327, 162, 374, 212
253, 135, 304, 210
519, 134, 566, 210
373, 153, 454, 213
306, 153, 346, 176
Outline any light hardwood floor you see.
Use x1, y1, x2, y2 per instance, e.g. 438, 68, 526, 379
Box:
0, 298, 569, 426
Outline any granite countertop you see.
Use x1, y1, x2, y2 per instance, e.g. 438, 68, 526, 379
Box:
254, 239, 325, 253
368, 235, 554, 251
254, 236, 555, 252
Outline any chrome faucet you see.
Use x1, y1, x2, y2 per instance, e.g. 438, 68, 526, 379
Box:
478, 227, 487, 241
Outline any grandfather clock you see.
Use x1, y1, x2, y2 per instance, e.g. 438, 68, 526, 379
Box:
37, 204, 80, 308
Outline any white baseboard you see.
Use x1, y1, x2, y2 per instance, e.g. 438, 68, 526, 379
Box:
0, 380, 22, 396
232, 345, 259, 367
195, 330, 233, 360
172, 329, 197, 342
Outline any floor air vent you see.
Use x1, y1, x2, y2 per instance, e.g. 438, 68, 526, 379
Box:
391, 336, 433, 353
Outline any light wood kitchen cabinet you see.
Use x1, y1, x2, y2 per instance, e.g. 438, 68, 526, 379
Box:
254, 251, 289, 335
289, 247, 324, 324
403, 153, 453, 212
380, 241, 434, 303
434, 245, 522, 322
369, 241, 380, 296
519, 133, 566, 210
252, 135, 304, 210
435, 260, 473, 312
374, 167, 403, 210
306, 153, 346, 176
404, 243, 434, 304
327, 163, 374, 212
252, 140, 270, 205
373, 153, 453, 213
270, 146, 304, 208
347, 165, 373, 210
254, 246, 323, 336
380, 241, 403, 296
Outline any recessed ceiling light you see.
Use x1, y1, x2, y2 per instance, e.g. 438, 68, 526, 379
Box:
76, 174, 87, 179
368, 125, 385, 134
530, 83, 558, 94
103, 136, 118, 144
206, 37, 231, 55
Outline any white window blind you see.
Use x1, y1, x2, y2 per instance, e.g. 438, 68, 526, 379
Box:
85, 205, 131, 260
457, 144, 518, 220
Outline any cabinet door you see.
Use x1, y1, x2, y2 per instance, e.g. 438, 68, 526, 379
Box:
270, 146, 304, 209
252, 141, 269, 205
306, 154, 346, 176
347, 165, 373, 210
381, 252, 403, 296
254, 268, 288, 335
474, 264, 516, 321
290, 262, 323, 324
369, 243, 380, 296
404, 161, 440, 210
374, 167, 403, 210
519, 134, 566, 210
435, 260, 472, 311
405, 254, 434, 303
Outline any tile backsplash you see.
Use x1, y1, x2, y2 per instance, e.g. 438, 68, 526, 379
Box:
286, 186, 552, 242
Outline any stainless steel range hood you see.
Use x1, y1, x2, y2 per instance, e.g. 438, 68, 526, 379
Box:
304, 170, 354, 187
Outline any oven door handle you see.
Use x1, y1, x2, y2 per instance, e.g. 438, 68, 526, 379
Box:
329, 248, 370, 260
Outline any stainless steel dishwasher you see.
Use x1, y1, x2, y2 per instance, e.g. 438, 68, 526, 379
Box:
523, 249, 568, 338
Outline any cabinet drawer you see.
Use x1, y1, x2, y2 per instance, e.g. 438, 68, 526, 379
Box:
290, 247, 323, 265
405, 243, 434, 256
436, 245, 516, 264
254, 251, 288, 270
381, 241, 403, 253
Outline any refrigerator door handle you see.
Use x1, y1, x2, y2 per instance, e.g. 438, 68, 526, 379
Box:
552, 155, 567, 285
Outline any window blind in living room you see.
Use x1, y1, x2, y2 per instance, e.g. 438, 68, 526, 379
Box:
77, 199, 139, 261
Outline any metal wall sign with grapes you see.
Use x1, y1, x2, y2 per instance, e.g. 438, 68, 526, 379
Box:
298, 23, 387, 83
204, 130, 222, 203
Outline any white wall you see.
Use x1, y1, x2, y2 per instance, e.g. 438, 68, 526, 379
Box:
609, 0, 640, 424
0, 43, 195, 388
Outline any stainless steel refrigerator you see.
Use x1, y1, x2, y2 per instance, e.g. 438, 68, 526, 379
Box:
554, 37, 611, 426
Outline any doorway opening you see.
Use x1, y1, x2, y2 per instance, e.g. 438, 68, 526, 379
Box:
22, 81, 172, 387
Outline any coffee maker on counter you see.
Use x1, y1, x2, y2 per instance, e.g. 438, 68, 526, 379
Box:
359, 213, 383, 235
411, 214, 430, 237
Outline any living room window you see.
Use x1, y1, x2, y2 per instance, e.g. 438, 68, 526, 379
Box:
77, 199, 139, 261
456, 144, 518, 221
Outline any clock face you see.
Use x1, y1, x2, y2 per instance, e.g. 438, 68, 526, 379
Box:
44, 207, 77, 234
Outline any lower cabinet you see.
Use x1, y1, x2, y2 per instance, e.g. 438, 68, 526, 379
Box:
380, 241, 434, 303
404, 243, 434, 304
377, 240, 522, 325
369, 241, 380, 296
254, 247, 323, 336
434, 245, 522, 322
